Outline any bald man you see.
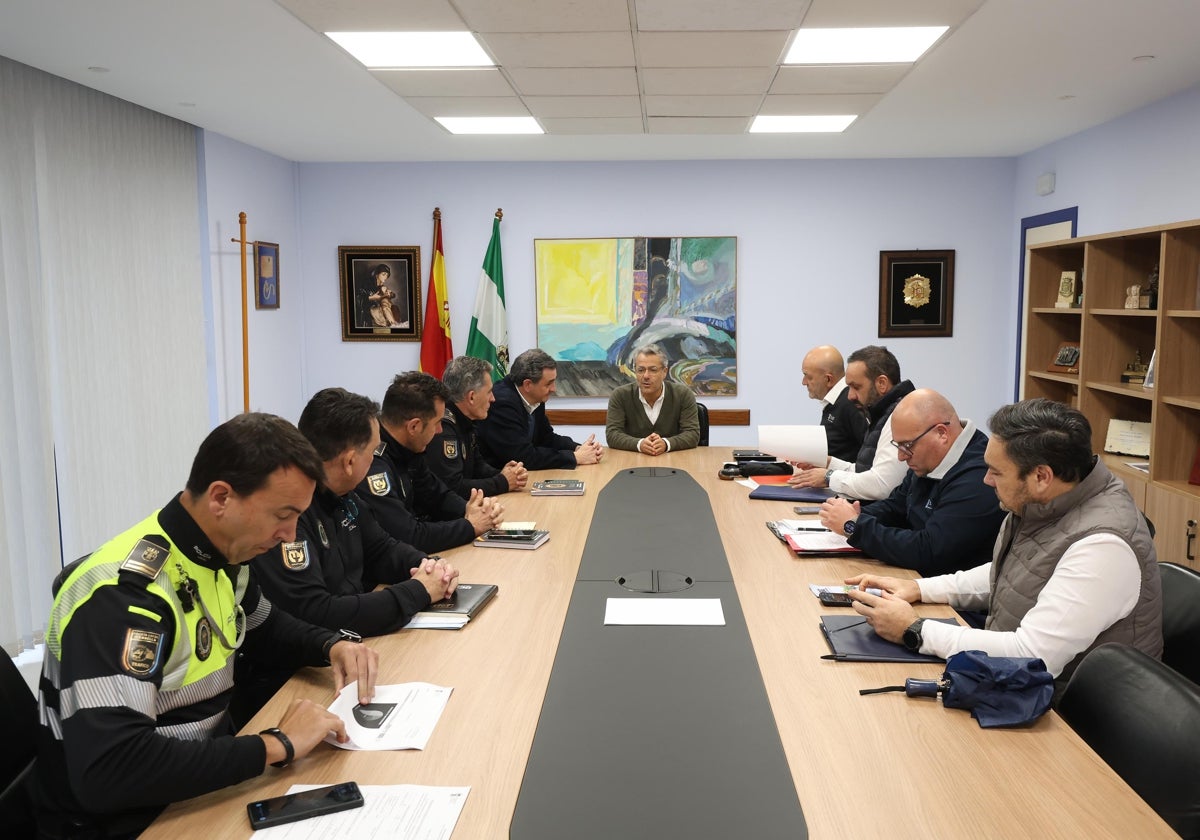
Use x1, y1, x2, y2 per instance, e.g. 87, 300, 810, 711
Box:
800, 345, 867, 461
819, 389, 1006, 576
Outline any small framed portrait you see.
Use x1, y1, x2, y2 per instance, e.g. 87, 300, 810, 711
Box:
338, 246, 422, 342
878, 250, 955, 338
254, 241, 279, 309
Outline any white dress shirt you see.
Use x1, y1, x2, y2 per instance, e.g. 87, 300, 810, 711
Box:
824, 414, 907, 500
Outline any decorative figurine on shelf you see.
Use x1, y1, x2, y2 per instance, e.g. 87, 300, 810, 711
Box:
1139, 263, 1159, 310
1120, 349, 1150, 384
1055, 271, 1078, 309
1124, 284, 1141, 309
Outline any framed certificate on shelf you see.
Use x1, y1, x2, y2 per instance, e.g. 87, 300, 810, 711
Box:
1047, 342, 1080, 373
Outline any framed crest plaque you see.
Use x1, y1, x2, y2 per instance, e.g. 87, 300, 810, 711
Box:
878, 250, 955, 338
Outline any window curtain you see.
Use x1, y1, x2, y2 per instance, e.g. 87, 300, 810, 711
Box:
0, 57, 208, 654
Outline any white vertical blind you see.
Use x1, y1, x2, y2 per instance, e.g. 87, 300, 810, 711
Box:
0, 57, 209, 653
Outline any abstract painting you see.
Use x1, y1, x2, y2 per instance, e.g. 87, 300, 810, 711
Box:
534, 236, 737, 397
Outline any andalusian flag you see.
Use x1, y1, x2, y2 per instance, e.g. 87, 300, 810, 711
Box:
465, 210, 509, 380
419, 208, 453, 377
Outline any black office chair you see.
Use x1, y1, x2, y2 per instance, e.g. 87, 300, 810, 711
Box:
51, 553, 91, 598
1058, 643, 1200, 839
695, 401, 709, 447
1160, 562, 1200, 685
1, 647, 39, 838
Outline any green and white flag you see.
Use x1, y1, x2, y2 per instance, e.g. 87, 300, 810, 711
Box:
466, 213, 509, 380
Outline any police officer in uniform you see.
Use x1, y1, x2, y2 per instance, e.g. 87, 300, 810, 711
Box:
357, 372, 503, 554
31, 414, 379, 838
427, 355, 527, 499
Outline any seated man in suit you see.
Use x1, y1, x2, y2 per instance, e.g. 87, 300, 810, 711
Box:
476, 348, 604, 470
800, 344, 867, 462
819, 389, 1005, 577
427, 355, 528, 499
845, 398, 1162, 697
605, 344, 700, 455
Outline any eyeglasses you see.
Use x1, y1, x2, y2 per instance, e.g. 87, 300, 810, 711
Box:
634, 366, 663, 375
890, 421, 949, 456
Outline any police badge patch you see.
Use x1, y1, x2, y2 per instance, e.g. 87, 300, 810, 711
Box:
120, 538, 170, 579
443, 440, 458, 459
121, 628, 163, 676
367, 472, 391, 496
195, 616, 213, 661
281, 541, 310, 570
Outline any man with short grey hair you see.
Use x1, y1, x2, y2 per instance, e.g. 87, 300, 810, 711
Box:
427, 355, 528, 498
476, 348, 604, 470
605, 344, 700, 455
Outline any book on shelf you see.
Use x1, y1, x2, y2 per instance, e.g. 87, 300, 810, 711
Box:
530, 479, 585, 496
474, 529, 550, 550
408, 583, 499, 629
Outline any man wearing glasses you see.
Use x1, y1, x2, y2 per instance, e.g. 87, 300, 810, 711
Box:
818, 389, 1005, 577
605, 344, 700, 455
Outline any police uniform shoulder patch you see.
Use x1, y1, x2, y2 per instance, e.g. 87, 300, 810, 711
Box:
120, 537, 171, 580
367, 472, 391, 496
443, 440, 459, 459
121, 627, 163, 676
281, 541, 310, 571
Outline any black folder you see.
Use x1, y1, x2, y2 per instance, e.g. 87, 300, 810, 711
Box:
748, 485, 834, 502
423, 583, 498, 617
819, 614, 959, 663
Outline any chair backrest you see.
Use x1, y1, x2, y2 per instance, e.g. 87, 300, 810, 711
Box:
1058, 643, 1200, 839
51, 553, 91, 598
1, 647, 39, 837
695, 402, 710, 447
1160, 561, 1200, 685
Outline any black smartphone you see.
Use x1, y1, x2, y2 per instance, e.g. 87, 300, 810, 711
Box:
793, 506, 821, 515
247, 782, 364, 830
818, 591, 854, 607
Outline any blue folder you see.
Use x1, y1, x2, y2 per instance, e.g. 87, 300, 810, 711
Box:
748, 485, 834, 502
819, 614, 960, 663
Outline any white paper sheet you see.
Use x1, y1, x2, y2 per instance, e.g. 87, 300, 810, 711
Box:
603, 598, 725, 626
325, 682, 452, 751
254, 784, 469, 840
757, 425, 828, 466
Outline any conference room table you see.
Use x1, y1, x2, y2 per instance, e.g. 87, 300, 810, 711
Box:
141, 447, 1174, 839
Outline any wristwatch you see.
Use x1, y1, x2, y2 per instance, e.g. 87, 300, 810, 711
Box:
321, 627, 363, 664
842, 518, 858, 537
260, 727, 294, 768
824, 468, 834, 487
902, 618, 927, 653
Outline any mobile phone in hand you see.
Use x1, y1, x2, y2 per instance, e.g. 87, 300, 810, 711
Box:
247, 782, 364, 830
818, 591, 854, 607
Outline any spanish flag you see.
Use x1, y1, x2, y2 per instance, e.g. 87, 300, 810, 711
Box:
419, 207, 453, 377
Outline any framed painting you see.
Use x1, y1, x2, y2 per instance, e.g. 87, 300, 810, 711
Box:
534, 236, 737, 397
253, 241, 279, 309
338, 246, 421, 342
878, 249, 955, 338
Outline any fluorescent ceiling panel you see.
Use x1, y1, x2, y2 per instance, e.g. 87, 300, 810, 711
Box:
749, 114, 857, 132
435, 116, 543, 134
785, 27, 948, 64
327, 32, 493, 67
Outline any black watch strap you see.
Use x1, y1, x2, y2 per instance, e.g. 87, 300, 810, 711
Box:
321, 627, 363, 664
260, 727, 294, 768
903, 618, 927, 653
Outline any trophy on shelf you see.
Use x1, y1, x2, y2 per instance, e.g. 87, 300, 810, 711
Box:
1120, 349, 1150, 384
1055, 271, 1079, 308
1047, 342, 1081, 374
1124, 284, 1141, 309
1139, 263, 1159, 309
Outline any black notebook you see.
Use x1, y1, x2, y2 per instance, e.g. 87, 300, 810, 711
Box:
422, 583, 498, 617
819, 614, 959, 663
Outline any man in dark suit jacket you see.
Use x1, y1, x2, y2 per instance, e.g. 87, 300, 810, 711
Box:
800, 344, 867, 462
475, 348, 604, 471
605, 344, 700, 454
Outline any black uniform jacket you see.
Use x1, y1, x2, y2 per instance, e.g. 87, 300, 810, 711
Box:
426, 401, 510, 499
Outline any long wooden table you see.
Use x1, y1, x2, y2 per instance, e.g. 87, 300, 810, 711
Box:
141, 448, 1173, 839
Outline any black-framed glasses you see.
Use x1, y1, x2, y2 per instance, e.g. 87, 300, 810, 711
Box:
890, 421, 949, 456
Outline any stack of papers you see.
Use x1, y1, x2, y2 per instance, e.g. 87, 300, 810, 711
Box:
474, 529, 549, 550
258, 785, 469, 840
325, 681, 452, 751
408, 613, 470, 630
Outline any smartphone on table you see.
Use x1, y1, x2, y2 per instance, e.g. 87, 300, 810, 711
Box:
247, 781, 364, 830
818, 591, 854, 607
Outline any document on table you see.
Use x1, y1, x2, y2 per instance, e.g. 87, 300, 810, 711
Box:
325, 682, 452, 751
809, 584, 883, 598
604, 598, 725, 626
254, 784, 469, 840
757, 424, 828, 465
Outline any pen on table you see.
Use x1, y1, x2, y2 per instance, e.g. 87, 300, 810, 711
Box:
790, 526, 831, 532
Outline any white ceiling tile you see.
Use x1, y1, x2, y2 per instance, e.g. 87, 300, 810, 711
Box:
508, 67, 639, 96
403, 96, 531, 117
647, 117, 749, 134
635, 0, 810, 32
645, 95, 761, 117
638, 31, 790, 67
801, 0, 982, 28
758, 93, 881, 114
371, 68, 515, 97
540, 117, 646, 134
524, 96, 643, 118
455, 0, 631, 33
482, 32, 636, 68
642, 67, 777, 95
277, 0, 466, 31
770, 64, 908, 95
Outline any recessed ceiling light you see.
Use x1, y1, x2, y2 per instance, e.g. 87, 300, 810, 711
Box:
327, 32, 493, 68
749, 115, 857, 133
785, 27, 948, 64
435, 117, 543, 135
